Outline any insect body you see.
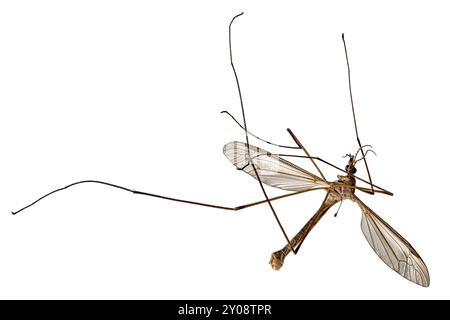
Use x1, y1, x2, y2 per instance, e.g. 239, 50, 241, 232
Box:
335, 157, 357, 198
12, 13, 430, 287
223, 140, 429, 286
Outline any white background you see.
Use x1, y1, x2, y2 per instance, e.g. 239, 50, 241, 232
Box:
1, 1, 449, 299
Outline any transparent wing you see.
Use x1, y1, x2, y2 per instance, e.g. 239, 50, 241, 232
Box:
223, 141, 329, 192
355, 196, 430, 287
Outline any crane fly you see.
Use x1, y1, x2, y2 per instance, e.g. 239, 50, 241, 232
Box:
12, 13, 430, 287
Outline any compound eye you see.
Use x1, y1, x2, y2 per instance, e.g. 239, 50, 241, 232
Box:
345, 165, 357, 174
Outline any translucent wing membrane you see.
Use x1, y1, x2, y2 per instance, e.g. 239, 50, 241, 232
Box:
355, 196, 430, 287
223, 141, 329, 192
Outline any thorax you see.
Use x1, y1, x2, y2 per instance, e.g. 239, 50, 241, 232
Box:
332, 175, 356, 201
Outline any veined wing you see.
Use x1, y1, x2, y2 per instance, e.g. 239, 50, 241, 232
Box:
354, 196, 430, 287
223, 141, 330, 192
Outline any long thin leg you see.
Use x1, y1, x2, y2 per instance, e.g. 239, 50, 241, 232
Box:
342, 34, 375, 194
229, 13, 294, 252
269, 191, 339, 270
221, 110, 300, 149
234, 187, 326, 210
287, 128, 326, 181
11, 179, 326, 215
